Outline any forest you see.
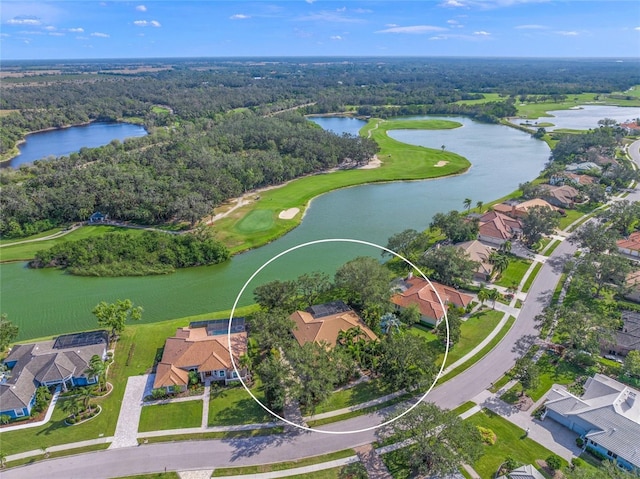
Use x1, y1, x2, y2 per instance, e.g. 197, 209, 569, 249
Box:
1, 57, 639, 239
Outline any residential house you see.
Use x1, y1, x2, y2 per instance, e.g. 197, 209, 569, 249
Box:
543, 374, 640, 470
153, 319, 248, 392
549, 172, 596, 187
0, 331, 108, 419
601, 310, 640, 358
620, 121, 640, 135
537, 184, 579, 209
617, 232, 640, 258
498, 465, 545, 479
88, 212, 107, 223
391, 274, 473, 327
565, 162, 602, 174
492, 199, 557, 220
625, 270, 640, 303
289, 301, 377, 348
455, 240, 495, 281
477, 211, 522, 246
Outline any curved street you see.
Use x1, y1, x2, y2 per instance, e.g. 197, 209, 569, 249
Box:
5, 140, 640, 479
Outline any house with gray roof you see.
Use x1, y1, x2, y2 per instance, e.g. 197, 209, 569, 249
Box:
0, 331, 107, 419
543, 373, 640, 470
498, 464, 545, 479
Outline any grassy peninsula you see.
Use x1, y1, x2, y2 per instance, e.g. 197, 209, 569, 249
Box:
215, 118, 469, 252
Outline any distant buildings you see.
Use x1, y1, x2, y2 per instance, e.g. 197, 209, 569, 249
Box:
617, 232, 640, 258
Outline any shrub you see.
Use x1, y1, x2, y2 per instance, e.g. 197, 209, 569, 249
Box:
586, 446, 607, 461
151, 388, 167, 400
477, 426, 497, 445
546, 454, 562, 471
504, 456, 520, 472
571, 457, 585, 468
575, 437, 584, 448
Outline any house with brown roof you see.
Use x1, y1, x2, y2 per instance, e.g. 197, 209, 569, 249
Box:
617, 231, 640, 258
455, 240, 495, 281
492, 198, 557, 219
602, 310, 640, 358
477, 211, 522, 246
289, 301, 377, 348
550, 172, 596, 187
153, 319, 248, 392
538, 184, 580, 209
391, 274, 473, 327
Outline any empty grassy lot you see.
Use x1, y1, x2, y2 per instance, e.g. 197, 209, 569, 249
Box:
138, 400, 203, 432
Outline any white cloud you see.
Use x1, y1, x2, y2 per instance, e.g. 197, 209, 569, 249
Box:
635, 26, 640, 31
376, 25, 447, 34
447, 19, 459, 24
474, 30, 490, 35
385, 23, 398, 27
69, 27, 84, 33
134, 20, 161, 27
136, 5, 147, 12
49, 32, 64, 36
330, 35, 343, 40
305, 0, 316, 3
440, 0, 466, 7
7, 17, 41, 26
91, 32, 109, 38
337, 7, 346, 12
515, 24, 547, 29
297, 11, 365, 23
230, 14, 250, 20
44, 25, 56, 31
556, 30, 578, 36
353, 8, 373, 14
19, 30, 44, 35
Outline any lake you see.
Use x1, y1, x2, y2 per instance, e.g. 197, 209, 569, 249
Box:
511, 104, 640, 131
3, 115, 552, 340
4, 121, 148, 168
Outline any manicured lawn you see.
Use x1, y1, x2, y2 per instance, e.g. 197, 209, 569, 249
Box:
208, 381, 275, 426
466, 409, 567, 478
452, 401, 477, 415
511, 92, 640, 119
138, 400, 203, 432
494, 257, 532, 288
210, 449, 356, 476
522, 263, 543, 293
286, 463, 368, 479
114, 473, 179, 479
215, 118, 471, 252
0, 225, 147, 262
542, 240, 562, 256
527, 352, 585, 401
235, 209, 275, 234
454, 93, 504, 105
306, 378, 389, 416
558, 209, 585, 230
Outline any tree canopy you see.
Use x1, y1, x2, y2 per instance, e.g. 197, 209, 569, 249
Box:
92, 299, 143, 339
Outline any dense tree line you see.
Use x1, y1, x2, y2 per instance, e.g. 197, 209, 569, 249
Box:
0, 111, 377, 238
29, 230, 229, 276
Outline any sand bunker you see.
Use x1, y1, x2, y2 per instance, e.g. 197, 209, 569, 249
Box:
434, 160, 449, 167
360, 155, 382, 170
279, 208, 300, 220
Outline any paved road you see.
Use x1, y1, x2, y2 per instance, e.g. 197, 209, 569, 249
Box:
6, 141, 639, 478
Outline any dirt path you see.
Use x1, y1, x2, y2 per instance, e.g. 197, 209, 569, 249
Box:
0, 224, 82, 248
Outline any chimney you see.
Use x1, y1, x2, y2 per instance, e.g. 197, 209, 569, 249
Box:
407, 271, 413, 280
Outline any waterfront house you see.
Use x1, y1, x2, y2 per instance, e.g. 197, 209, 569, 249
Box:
0, 331, 108, 419
153, 319, 248, 392
290, 301, 377, 348
477, 211, 522, 246
390, 274, 472, 327
492, 199, 557, 219
455, 240, 495, 281
537, 184, 579, 209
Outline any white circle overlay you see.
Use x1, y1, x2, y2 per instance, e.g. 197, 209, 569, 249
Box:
228, 238, 449, 434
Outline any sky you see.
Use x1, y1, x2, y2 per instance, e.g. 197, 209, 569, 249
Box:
1, 1, 639, 60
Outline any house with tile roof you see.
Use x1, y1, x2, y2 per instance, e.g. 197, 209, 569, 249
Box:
390, 274, 473, 327
538, 184, 580, 209
602, 310, 640, 358
543, 373, 640, 470
617, 231, 640, 258
455, 240, 495, 281
565, 162, 602, 174
550, 172, 597, 187
477, 211, 522, 246
497, 464, 545, 479
153, 319, 248, 392
0, 331, 108, 419
289, 301, 377, 348
492, 199, 557, 220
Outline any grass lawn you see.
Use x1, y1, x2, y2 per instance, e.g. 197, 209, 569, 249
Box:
112, 473, 180, 479
522, 263, 543, 293
138, 400, 203, 432
210, 449, 356, 476
452, 401, 477, 415
454, 93, 505, 105
141, 427, 284, 443
543, 240, 562, 256
285, 463, 368, 479
511, 92, 640, 119
558, 209, 585, 230
0, 225, 147, 262
305, 378, 390, 416
208, 381, 275, 426
215, 118, 470, 252
441, 308, 504, 367
527, 352, 585, 401
466, 409, 567, 478
494, 257, 532, 288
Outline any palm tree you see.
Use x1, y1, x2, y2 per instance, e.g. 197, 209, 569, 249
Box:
76, 387, 94, 414
489, 252, 510, 280
499, 240, 512, 254
487, 288, 501, 309
463, 198, 472, 212
476, 201, 484, 213
62, 397, 82, 420
380, 313, 401, 335
85, 355, 106, 392
477, 288, 490, 307
441, 145, 446, 151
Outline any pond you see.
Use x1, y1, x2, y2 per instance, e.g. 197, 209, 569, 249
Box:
4, 121, 148, 168
3, 115, 553, 340
512, 104, 640, 131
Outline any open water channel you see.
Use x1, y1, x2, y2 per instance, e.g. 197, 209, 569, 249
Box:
7, 106, 638, 339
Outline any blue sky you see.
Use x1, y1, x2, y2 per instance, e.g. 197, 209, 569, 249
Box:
1, 1, 639, 60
